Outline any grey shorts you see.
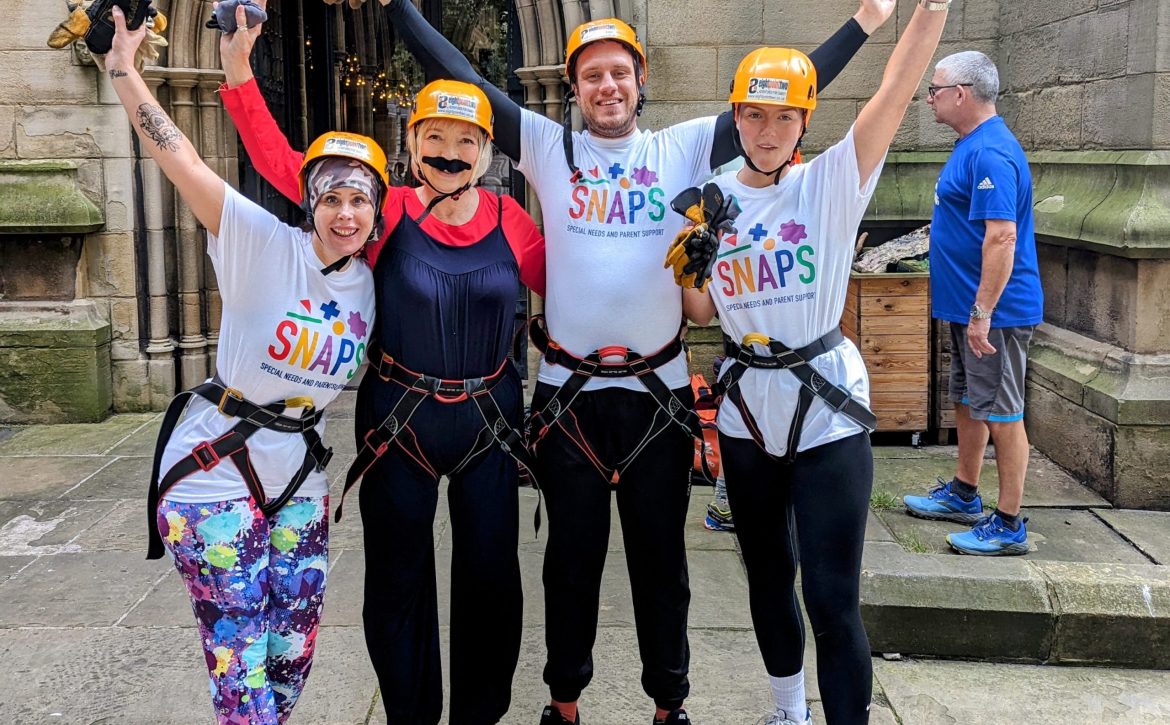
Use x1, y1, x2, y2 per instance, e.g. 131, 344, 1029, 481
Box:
949, 323, 1035, 422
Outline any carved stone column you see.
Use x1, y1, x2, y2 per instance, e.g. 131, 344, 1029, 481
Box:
165, 72, 210, 386
141, 73, 179, 405
198, 78, 223, 369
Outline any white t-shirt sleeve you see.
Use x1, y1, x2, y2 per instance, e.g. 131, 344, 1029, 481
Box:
803, 125, 886, 251
807, 125, 886, 204
207, 182, 292, 308
657, 115, 720, 185
517, 109, 571, 189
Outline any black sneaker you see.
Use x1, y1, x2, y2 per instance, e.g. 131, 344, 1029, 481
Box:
540, 705, 580, 725
654, 707, 691, 724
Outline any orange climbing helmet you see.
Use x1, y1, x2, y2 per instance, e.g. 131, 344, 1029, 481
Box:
564, 18, 647, 79
729, 47, 817, 124
298, 131, 390, 206
408, 79, 494, 140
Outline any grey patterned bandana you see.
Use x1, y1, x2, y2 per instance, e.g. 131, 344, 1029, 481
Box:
306, 157, 379, 212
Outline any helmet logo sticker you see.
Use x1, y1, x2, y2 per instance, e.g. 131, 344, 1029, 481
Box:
322, 136, 372, 162
436, 92, 480, 123
580, 23, 621, 43
747, 77, 790, 103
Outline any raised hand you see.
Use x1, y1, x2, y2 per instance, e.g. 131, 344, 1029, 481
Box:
216, 1, 266, 87
856, 0, 897, 34
105, 6, 148, 75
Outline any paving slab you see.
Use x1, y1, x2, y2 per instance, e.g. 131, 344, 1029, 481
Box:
71, 500, 151, 552
323, 388, 359, 420
0, 553, 34, 582
865, 510, 897, 543
874, 657, 1170, 724
873, 453, 1109, 509
0, 551, 170, 627
0, 499, 118, 555
0, 455, 115, 500
60, 455, 153, 500
1022, 508, 1152, 565
117, 568, 194, 627
104, 418, 164, 456
0, 627, 210, 724
875, 507, 1152, 564
284, 624, 379, 724
0, 413, 159, 455
1094, 509, 1170, 564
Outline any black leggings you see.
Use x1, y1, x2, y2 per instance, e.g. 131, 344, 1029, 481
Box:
719, 431, 873, 725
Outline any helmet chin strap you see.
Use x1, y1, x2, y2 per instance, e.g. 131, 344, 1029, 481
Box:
732, 124, 808, 186
314, 212, 378, 276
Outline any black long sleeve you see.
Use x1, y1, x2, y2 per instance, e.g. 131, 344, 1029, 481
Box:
709, 17, 871, 169
383, 0, 524, 161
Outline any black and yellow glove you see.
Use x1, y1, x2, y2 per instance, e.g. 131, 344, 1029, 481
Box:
664, 183, 741, 293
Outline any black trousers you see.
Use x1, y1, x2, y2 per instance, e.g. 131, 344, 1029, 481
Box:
357, 372, 523, 725
720, 431, 874, 725
531, 382, 694, 711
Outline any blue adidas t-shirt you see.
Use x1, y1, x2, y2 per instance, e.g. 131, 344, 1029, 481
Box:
931, 116, 1043, 327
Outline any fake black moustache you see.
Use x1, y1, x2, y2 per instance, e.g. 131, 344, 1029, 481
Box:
422, 156, 473, 173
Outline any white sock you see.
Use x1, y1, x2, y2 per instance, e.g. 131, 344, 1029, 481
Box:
769, 671, 807, 720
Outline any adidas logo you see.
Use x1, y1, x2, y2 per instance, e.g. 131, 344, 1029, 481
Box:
977, 177, 995, 190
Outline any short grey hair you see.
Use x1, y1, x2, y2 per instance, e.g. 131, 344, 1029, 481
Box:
936, 51, 999, 103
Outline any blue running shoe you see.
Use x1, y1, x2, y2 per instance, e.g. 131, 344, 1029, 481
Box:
704, 501, 735, 531
947, 513, 1029, 556
903, 477, 983, 524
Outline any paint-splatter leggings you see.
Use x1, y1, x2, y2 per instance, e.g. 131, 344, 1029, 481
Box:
157, 495, 329, 725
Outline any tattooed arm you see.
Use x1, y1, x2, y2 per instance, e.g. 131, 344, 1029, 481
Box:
105, 8, 225, 235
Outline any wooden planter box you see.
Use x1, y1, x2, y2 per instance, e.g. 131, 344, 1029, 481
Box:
840, 272, 930, 432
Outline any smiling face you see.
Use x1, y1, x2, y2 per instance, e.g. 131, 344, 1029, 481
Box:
734, 102, 806, 177
410, 117, 485, 194
311, 186, 377, 262
571, 40, 643, 139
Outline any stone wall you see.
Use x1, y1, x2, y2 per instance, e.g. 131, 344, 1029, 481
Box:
0, 3, 142, 421
998, 0, 1170, 152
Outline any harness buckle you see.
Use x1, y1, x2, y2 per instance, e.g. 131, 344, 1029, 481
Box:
217, 386, 246, 415
315, 447, 334, 472
285, 396, 315, 412
192, 441, 221, 471
364, 430, 390, 457
819, 379, 852, 412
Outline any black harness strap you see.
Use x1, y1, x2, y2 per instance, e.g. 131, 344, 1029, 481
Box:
711, 328, 876, 462
526, 315, 699, 485
335, 352, 541, 529
146, 379, 330, 559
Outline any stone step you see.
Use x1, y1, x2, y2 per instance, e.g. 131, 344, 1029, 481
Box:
860, 540, 1170, 668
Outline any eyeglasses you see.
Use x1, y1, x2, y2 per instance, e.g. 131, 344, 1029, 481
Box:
927, 83, 973, 99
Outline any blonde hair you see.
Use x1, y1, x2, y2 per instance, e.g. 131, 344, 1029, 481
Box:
406, 117, 493, 185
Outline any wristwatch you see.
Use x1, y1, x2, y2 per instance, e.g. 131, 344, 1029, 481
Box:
919, 0, 951, 10
969, 304, 994, 320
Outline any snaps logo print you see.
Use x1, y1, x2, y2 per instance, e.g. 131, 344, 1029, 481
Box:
714, 217, 816, 297
567, 161, 665, 225
268, 298, 368, 380
977, 177, 995, 190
